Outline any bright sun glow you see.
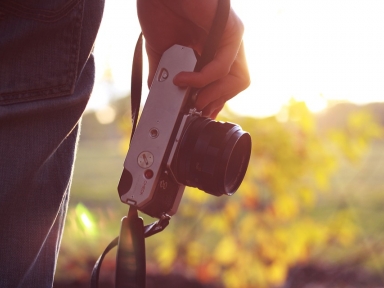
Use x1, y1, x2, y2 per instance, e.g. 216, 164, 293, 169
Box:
90, 0, 384, 117
95, 105, 116, 124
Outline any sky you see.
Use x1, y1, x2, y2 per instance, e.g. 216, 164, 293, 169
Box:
89, 0, 384, 118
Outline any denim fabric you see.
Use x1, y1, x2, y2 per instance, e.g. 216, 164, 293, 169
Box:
0, 0, 104, 287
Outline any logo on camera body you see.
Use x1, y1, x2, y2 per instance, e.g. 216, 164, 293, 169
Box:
140, 180, 148, 195
158, 68, 169, 82
159, 180, 168, 190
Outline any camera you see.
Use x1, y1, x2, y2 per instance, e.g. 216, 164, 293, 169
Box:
118, 45, 251, 219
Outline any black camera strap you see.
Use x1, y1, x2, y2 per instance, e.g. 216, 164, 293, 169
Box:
90, 1, 230, 287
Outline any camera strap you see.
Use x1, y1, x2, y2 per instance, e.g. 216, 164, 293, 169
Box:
90, 1, 230, 287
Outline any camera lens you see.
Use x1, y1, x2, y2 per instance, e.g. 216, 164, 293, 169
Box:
175, 117, 251, 196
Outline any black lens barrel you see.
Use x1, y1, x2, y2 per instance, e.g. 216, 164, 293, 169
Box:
175, 116, 251, 196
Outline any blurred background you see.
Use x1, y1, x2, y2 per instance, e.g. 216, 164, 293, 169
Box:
54, 1, 384, 287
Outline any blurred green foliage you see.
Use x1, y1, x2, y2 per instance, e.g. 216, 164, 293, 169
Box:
55, 99, 383, 287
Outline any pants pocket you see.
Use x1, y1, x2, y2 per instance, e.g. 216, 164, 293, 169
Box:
0, 0, 85, 104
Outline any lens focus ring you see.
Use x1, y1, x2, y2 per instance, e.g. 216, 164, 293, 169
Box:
175, 116, 251, 196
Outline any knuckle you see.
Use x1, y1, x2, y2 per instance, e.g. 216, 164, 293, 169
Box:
228, 10, 245, 40
223, 66, 232, 78
189, 73, 210, 88
194, 78, 209, 88
237, 18, 245, 36
242, 75, 251, 90
216, 65, 231, 79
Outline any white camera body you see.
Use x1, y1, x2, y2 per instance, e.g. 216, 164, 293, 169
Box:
118, 45, 197, 218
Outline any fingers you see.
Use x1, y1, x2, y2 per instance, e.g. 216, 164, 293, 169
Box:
206, 103, 225, 119
196, 72, 248, 117
173, 9, 244, 88
180, 42, 250, 118
173, 42, 238, 87
172, 5, 249, 119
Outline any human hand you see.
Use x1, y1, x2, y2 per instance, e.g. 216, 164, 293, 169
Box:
137, 0, 249, 118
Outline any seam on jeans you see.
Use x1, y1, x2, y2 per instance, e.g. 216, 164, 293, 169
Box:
0, 85, 70, 105
68, 0, 84, 98
0, 0, 80, 23
0, 0, 84, 105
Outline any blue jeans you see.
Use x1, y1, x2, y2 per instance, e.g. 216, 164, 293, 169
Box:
0, 0, 104, 286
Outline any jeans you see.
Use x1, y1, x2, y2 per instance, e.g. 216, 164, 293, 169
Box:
0, 0, 104, 286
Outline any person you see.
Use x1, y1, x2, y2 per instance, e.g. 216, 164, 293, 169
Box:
0, 0, 249, 287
